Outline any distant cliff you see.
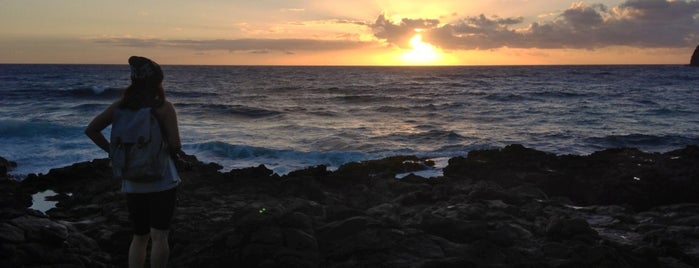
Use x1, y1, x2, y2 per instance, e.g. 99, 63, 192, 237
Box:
691, 45, 699, 66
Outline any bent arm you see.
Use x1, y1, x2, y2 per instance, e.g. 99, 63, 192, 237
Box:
85, 102, 118, 153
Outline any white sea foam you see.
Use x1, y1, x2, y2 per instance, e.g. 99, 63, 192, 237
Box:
91, 85, 109, 94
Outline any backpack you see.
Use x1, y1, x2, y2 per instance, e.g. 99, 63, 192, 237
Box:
110, 107, 169, 183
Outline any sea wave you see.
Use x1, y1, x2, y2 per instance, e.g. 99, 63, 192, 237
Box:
179, 103, 282, 118
71, 103, 108, 112
379, 129, 468, 143
333, 95, 393, 104
531, 90, 592, 99
66, 87, 123, 98
484, 93, 535, 102
0, 120, 83, 138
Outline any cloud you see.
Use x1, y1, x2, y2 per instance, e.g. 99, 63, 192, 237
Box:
93, 0, 698, 55
335, 19, 370, 26
372, 14, 440, 48
93, 37, 372, 53
372, 0, 699, 50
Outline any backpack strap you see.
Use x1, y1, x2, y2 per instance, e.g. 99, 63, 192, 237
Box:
149, 103, 173, 159
149, 100, 185, 161
150, 107, 166, 140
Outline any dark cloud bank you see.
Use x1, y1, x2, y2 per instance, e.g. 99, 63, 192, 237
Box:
375, 0, 699, 50
95, 0, 699, 53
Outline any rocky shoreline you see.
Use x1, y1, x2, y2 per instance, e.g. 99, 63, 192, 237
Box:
2, 144, 699, 267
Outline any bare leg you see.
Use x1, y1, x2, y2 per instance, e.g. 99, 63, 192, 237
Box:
129, 234, 150, 268
150, 228, 170, 268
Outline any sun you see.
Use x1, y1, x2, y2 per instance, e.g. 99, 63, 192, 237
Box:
400, 33, 441, 65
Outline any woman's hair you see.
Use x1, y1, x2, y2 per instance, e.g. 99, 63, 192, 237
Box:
119, 79, 165, 110
119, 56, 166, 110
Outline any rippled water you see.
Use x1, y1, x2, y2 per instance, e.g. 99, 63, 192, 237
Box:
1, 64, 698, 175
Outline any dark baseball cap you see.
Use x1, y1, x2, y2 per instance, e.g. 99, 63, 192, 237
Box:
128, 56, 163, 82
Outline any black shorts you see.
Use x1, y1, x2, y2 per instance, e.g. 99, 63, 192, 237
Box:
126, 187, 177, 235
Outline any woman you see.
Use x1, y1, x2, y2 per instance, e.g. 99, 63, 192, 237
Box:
85, 56, 183, 268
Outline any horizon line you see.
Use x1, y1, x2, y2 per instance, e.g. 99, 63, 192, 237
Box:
0, 62, 691, 67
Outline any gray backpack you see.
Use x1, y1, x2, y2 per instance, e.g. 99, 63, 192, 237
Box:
110, 107, 169, 183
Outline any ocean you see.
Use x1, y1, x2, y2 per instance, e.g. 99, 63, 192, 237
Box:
1, 64, 698, 177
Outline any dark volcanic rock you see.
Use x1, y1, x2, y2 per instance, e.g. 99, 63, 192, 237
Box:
0, 156, 17, 180
445, 144, 699, 211
691, 44, 699, 66
3, 145, 699, 267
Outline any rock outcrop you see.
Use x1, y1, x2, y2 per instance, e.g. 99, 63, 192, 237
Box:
0, 156, 17, 180
2, 145, 699, 267
691, 44, 699, 66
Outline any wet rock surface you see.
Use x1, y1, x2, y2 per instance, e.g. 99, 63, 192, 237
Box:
2, 144, 699, 267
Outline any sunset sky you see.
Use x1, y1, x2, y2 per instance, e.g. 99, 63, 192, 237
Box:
1, 0, 698, 65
